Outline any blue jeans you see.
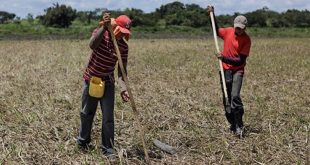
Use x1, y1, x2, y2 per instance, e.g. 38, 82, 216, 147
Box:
220, 70, 244, 130
77, 80, 115, 151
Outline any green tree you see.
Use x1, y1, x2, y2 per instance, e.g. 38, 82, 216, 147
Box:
217, 14, 234, 27
283, 9, 310, 27
244, 7, 269, 27
123, 8, 144, 26
183, 4, 208, 27
39, 3, 76, 28
155, 2, 209, 27
0, 11, 16, 24
297, 10, 310, 27
156, 1, 185, 18
76, 11, 95, 25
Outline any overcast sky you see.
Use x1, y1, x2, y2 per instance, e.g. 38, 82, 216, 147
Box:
1, 0, 310, 18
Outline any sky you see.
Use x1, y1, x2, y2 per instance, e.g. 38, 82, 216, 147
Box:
1, 0, 310, 18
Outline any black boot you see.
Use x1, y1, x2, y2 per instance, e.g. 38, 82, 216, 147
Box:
234, 108, 244, 138
225, 111, 236, 132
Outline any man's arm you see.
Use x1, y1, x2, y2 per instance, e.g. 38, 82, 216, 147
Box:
89, 13, 110, 50
118, 54, 130, 102
118, 61, 127, 93
89, 26, 106, 50
207, 6, 219, 36
221, 54, 247, 66
209, 12, 219, 35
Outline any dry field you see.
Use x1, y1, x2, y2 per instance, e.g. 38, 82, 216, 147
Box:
0, 37, 309, 164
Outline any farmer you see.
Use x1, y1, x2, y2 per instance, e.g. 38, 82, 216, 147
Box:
76, 13, 131, 155
207, 6, 251, 136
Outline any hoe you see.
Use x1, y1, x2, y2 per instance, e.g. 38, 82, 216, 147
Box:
209, 10, 231, 114
107, 24, 151, 163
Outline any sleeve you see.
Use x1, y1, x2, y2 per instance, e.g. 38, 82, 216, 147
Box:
222, 55, 247, 66
92, 28, 99, 37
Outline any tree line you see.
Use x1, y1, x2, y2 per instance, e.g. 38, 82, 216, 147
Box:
1, 1, 310, 28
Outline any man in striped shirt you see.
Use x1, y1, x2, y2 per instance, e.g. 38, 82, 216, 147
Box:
76, 13, 131, 156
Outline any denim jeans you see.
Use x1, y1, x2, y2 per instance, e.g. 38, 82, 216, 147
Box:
77, 80, 115, 151
220, 70, 244, 130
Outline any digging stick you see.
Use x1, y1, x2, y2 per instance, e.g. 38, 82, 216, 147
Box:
107, 25, 150, 164
209, 11, 230, 113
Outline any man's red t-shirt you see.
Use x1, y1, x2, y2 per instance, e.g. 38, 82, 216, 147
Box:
218, 27, 251, 73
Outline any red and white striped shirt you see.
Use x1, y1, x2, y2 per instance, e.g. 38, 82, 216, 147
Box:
83, 28, 128, 83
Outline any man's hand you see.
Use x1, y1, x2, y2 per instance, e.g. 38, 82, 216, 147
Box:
99, 13, 111, 29
216, 53, 223, 60
207, 5, 214, 14
121, 91, 130, 102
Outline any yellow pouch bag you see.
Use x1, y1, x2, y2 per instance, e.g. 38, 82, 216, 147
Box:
89, 76, 105, 98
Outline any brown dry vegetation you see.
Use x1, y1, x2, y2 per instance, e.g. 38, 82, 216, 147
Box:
0, 37, 309, 165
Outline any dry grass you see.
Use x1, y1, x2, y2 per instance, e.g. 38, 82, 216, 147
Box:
0, 37, 309, 164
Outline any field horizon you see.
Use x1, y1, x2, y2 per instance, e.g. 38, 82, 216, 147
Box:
0, 37, 309, 164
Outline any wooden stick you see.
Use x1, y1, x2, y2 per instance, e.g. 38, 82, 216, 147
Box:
209, 11, 230, 112
107, 25, 150, 164
153, 139, 177, 155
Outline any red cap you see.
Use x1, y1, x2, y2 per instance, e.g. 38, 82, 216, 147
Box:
115, 15, 132, 35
